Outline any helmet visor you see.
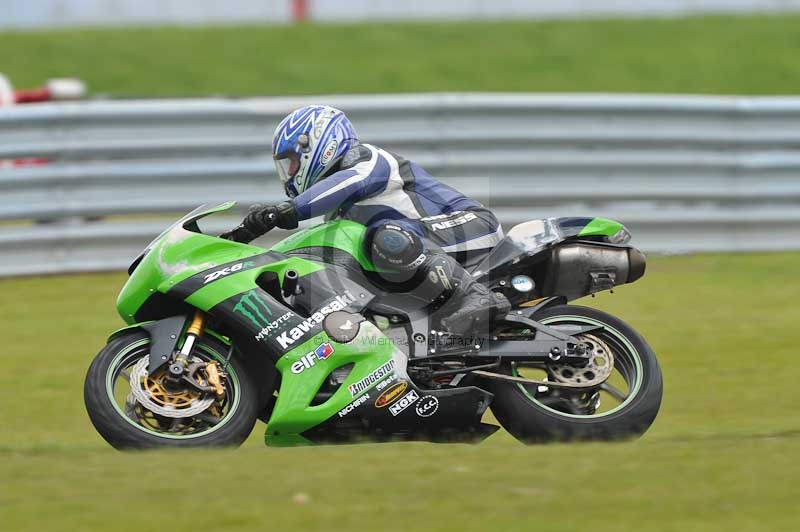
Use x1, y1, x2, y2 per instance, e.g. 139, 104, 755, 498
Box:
274, 151, 301, 198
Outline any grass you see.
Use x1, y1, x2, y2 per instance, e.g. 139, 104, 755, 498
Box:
1, 252, 798, 531
2, 14, 800, 529
1, 16, 800, 96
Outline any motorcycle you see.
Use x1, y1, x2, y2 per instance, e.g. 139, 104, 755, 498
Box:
84, 202, 662, 448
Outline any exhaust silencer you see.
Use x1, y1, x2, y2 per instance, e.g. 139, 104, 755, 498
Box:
542, 242, 647, 301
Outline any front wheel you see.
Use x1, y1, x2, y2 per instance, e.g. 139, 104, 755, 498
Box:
84, 331, 258, 449
488, 305, 663, 443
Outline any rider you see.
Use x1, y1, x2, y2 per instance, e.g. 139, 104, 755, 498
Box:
222, 105, 510, 335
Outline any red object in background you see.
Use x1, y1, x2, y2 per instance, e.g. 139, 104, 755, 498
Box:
0, 74, 86, 168
18, 78, 86, 104
14, 87, 51, 104
0, 158, 48, 169
1, 74, 87, 105
292, 0, 308, 22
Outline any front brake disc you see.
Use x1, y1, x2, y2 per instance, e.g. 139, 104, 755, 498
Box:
128, 356, 215, 418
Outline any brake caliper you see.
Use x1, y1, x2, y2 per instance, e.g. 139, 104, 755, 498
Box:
204, 362, 226, 400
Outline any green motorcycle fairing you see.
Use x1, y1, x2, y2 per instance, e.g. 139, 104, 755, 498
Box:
574, 217, 625, 239
266, 321, 399, 446
117, 202, 267, 323
112, 203, 411, 446
271, 218, 378, 272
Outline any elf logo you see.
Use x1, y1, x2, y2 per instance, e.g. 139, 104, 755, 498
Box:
276, 291, 357, 349
290, 343, 334, 374
203, 261, 254, 284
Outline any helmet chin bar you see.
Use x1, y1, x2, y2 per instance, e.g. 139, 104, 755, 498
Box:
275, 150, 305, 198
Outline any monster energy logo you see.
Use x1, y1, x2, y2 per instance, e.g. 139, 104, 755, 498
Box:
233, 290, 273, 328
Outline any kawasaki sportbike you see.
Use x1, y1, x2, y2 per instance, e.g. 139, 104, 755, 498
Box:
85, 202, 662, 448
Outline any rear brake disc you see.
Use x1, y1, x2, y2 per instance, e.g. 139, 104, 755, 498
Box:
547, 333, 614, 388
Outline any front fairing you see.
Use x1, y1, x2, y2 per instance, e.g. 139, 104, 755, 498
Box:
117, 202, 265, 323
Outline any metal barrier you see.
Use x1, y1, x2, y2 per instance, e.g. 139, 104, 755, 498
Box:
1, 93, 799, 277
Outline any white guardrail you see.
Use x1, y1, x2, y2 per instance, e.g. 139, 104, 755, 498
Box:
1, 93, 799, 277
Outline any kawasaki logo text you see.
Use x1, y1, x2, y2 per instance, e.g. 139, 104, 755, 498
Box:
276, 291, 357, 349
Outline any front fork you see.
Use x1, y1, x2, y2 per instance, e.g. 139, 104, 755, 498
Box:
171, 310, 206, 370
159, 311, 225, 398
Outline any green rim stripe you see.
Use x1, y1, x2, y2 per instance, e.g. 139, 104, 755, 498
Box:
513, 315, 643, 419
104, 338, 241, 439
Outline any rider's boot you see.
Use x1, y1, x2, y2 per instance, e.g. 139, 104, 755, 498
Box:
418, 253, 510, 337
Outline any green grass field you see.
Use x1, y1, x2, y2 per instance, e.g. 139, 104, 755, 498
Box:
2, 15, 800, 96
1, 252, 798, 531
2, 13, 800, 531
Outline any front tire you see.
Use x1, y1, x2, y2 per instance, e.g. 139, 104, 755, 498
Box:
488, 305, 662, 443
84, 331, 258, 449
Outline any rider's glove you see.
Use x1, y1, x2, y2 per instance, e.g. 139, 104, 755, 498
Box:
265, 201, 300, 230
219, 201, 299, 243
219, 223, 258, 243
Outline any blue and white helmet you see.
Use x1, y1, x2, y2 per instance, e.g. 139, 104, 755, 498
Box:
272, 105, 359, 198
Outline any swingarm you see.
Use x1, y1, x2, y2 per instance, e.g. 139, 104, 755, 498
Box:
422, 313, 601, 365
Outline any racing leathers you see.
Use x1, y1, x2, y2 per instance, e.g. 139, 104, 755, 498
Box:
229, 143, 510, 335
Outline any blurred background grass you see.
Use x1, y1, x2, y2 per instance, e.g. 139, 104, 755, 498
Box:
2, 14, 800, 532
2, 15, 800, 96
2, 253, 798, 531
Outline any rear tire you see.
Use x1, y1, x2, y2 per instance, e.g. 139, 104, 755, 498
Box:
84, 331, 258, 449
488, 305, 662, 443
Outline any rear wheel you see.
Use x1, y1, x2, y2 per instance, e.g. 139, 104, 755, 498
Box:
488, 305, 662, 443
84, 331, 258, 449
